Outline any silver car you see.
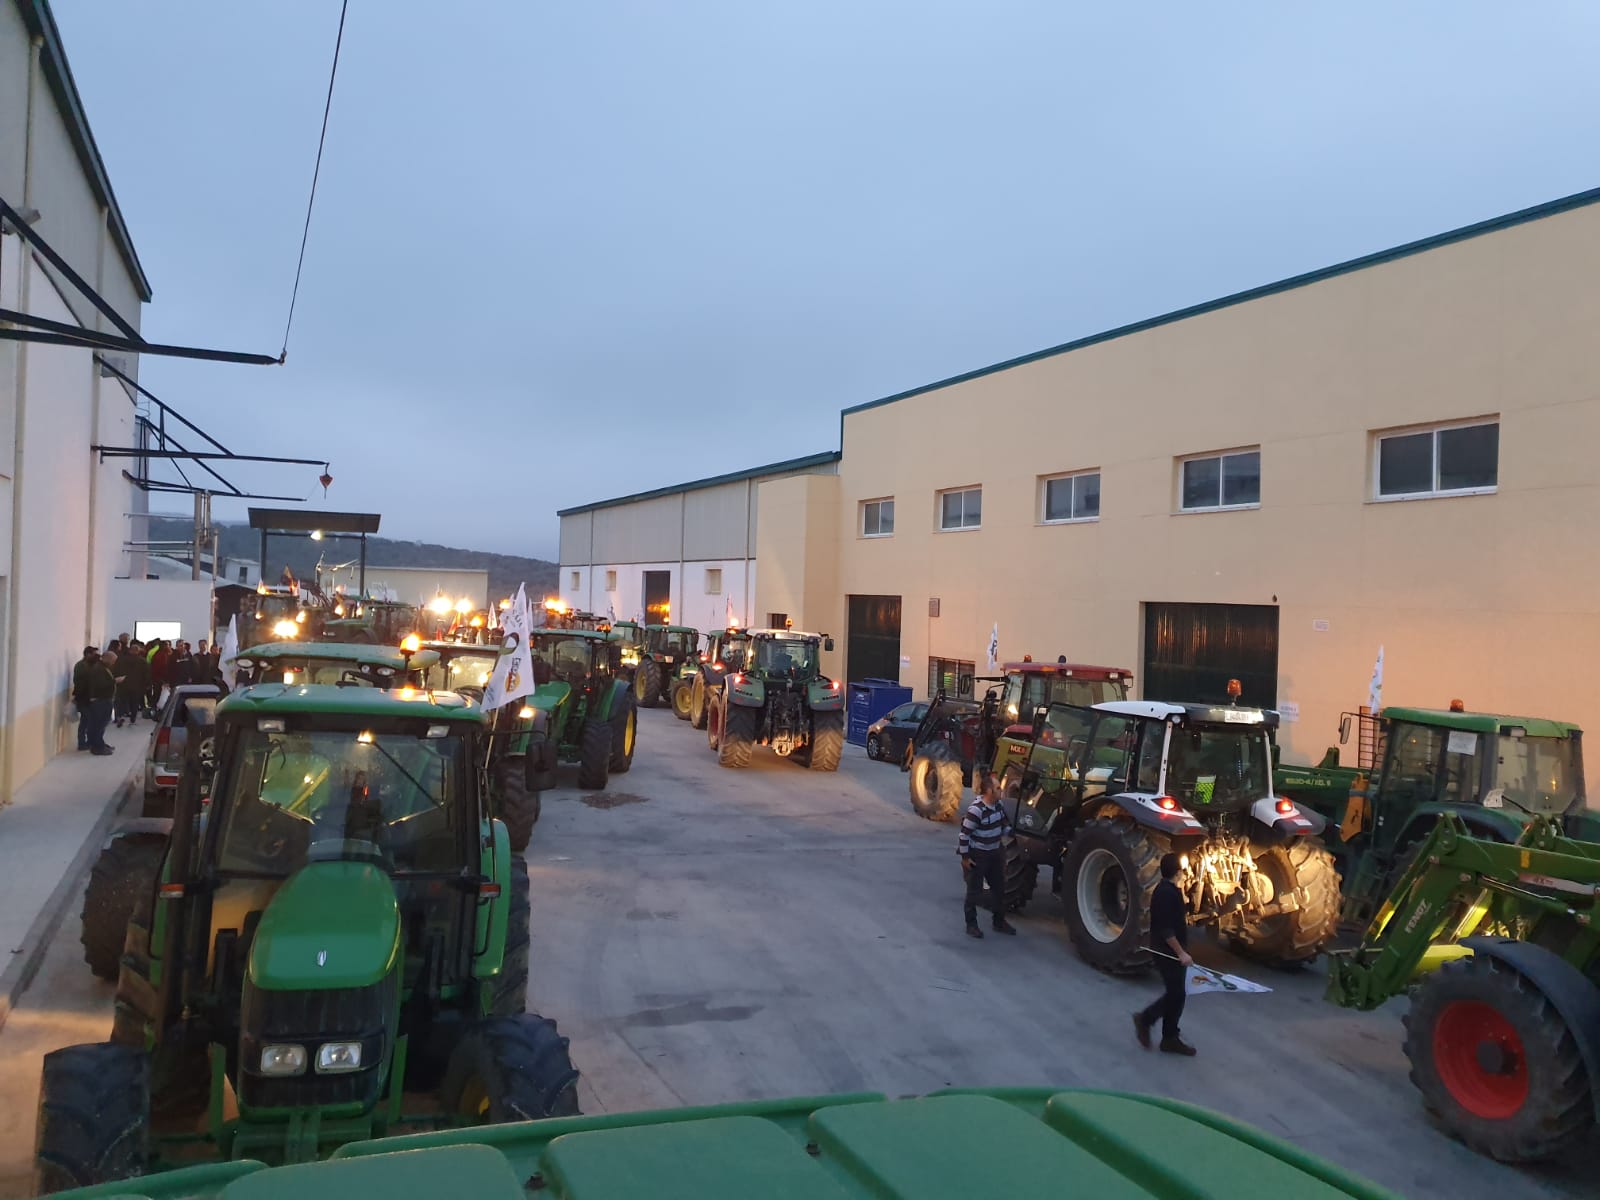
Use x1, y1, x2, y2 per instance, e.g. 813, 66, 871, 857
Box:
143, 684, 220, 816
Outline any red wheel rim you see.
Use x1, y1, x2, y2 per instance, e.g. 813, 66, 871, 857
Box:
1432, 1000, 1528, 1119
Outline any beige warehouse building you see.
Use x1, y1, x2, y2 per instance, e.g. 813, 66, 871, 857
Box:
564, 186, 1600, 767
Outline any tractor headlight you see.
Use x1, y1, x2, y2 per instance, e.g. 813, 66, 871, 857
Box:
517, 705, 535, 719
273, 620, 298, 639
259, 1043, 306, 1076
315, 1042, 363, 1073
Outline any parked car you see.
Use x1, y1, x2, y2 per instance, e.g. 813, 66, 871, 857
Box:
142, 684, 220, 816
865, 700, 929, 762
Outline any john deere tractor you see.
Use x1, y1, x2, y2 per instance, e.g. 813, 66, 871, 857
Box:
705, 628, 844, 770
611, 621, 701, 708
40, 684, 578, 1194
229, 642, 439, 691
991, 696, 1339, 971
685, 626, 752, 730
319, 599, 418, 646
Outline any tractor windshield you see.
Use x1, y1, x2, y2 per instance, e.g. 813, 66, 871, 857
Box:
753, 637, 818, 677
1005, 672, 1126, 720
421, 652, 498, 695
246, 660, 386, 687
532, 635, 597, 681
215, 727, 467, 876
1492, 733, 1584, 815
651, 630, 698, 656
1162, 724, 1272, 808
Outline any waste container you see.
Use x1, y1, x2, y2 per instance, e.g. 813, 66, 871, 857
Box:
847, 678, 913, 746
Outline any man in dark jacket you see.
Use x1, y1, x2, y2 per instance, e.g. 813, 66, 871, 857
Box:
168, 642, 196, 687
114, 643, 149, 727
1133, 853, 1196, 1056
71, 646, 99, 750
78, 648, 117, 755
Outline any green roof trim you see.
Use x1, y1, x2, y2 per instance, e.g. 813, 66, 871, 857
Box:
238, 642, 436, 671
219, 682, 484, 723
1382, 706, 1580, 739
557, 450, 841, 517
840, 185, 1600, 425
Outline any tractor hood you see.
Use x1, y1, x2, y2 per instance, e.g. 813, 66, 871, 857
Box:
248, 861, 402, 990
523, 680, 571, 715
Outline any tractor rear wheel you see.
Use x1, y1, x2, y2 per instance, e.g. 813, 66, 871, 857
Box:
494, 759, 539, 853
1404, 954, 1595, 1162
690, 676, 710, 729
633, 659, 662, 708
81, 836, 165, 982
808, 711, 844, 772
34, 1042, 150, 1195
491, 858, 530, 1017
671, 681, 693, 720
608, 694, 638, 774
1230, 840, 1340, 966
1062, 817, 1164, 974
907, 740, 964, 822
576, 720, 611, 791
962, 840, 1039, 912
706, 693, 723, 751
442, 1014, 580, 1124
718, 702, 755, 768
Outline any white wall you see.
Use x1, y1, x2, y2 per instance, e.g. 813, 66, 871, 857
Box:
561, 558, 756, 631
105, 579, 214, 647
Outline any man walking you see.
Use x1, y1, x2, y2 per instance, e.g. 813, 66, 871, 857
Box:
1134, 853, 1197, 1056
958, 769, 1017, 939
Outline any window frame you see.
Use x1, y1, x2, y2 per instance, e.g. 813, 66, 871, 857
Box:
936, 486, 983, 533
1177, 448, 1261, 513
569, 570, 581, 590
1039, 469, 1101, 525
1371, 417, 1499, 503
604, 569, 617, 592
704, 567, 722, 595
860, 497, 895, 539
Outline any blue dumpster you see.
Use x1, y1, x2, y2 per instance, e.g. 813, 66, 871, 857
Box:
847, 678, 913, 746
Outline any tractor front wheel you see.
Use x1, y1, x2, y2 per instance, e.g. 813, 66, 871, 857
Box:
808, 711, 844, 772
81, 836, 166, 982
608, 694, 638, 774
1229, 840, 1340, 966
494, 759, 540, 853
491, 858, 530, 1018
633, 659, 662, 708
907, 740, 964, 822
689, 676, 710, 729
1404, 954, 1595, 1162
34, 1042, 150, 1195
576, 720, 611, 791
718, 702, 755, 768
1062, 817, 1164, 974
671, 681, 693, 720
442, 1014, 580, 1124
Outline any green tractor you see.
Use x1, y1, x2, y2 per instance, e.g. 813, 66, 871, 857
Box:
685, 626, 752, 730
40, 685, 579, 1194
1275, 704, 1599, 928
1325, 811, 1600, 1163
508, 629, 638, 804
704, 627, 844, 770
319, 599, 419, 646
991, 697, 1339, 971
611, 620, 702, 708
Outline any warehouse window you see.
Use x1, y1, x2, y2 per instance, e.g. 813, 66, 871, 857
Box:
570, 571, 580, 590
1041, 470, 1100, 523
1374, 419, 1498, 500
928, 657, 975, 700
861, 497, 895, 538
605, 569, 617, 592
705, 568, 722, 594
938, 486, 982, 531
1179, 449, 1259, 511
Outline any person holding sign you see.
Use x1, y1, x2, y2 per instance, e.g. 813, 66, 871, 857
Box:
1133, 853, 1197, 1056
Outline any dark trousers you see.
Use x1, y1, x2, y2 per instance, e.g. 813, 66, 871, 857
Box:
114, 691, 140, 723
1141, 959, 1187, 1042
76, 703, 90, 749
86, 699, 113, 750
963, 848, 1006, 926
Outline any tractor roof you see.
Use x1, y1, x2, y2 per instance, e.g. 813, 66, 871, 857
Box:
219, 682, 484, 723
749, 628, 822, 640
1096, 699, 1280, 728
1381, 706, 1580, 738
646, 624, 700, 634
532, 628, 614, 643
238, 642, 440, 671
1005, 660, 1131, 680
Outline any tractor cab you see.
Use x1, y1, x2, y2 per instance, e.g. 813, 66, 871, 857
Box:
996, 659, 1132, 731
240, 585, 320, 642
232, 642, 439, 690
417, 641, 501, 701
320, 599, 418, 646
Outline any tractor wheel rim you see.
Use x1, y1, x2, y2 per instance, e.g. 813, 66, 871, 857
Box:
624, 712, 636, 754
1076, 848, 1129, 943
1432, 999, 1528, 1119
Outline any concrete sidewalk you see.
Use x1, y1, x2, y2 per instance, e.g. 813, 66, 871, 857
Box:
0, 724, 143, 1032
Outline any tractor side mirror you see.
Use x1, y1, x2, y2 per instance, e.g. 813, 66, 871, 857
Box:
1338, 714, 1351, 745
823, 637, 834, 652
959, 674, 973, 695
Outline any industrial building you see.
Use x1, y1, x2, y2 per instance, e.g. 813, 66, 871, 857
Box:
559, 186, 1600, 764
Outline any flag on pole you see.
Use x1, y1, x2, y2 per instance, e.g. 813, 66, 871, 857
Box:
607, 602, 615, 621
1368, 645, 1384, 713
218, 615, 240, 685
726, 596, 737, 628
482, 584, 536, 711
986, 623, 1000, 672
1184, 963, 1272, 996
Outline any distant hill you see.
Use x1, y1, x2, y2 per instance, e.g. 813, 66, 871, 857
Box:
146, 518, 558, 601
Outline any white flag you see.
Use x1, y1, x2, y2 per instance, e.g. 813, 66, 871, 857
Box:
986, 623, 1000, 672
1184, 964, 1272, 996
1368, 645, 1384, 713
607, 603, 615, 621
482, 584, 536, 711
219, 615, 240, 682
725, 596, 737, 628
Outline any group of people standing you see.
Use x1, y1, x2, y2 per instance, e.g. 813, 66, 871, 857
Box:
70, 633, 226, 755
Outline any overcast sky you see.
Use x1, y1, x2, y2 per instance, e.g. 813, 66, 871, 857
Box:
53, 1, 1600, 560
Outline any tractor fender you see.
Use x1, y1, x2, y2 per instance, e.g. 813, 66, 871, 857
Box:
595, 679, 630, 721
726, 677, 765, 707
1460, 936, 1600, 1119
1249, 796, 1327, 837
105, 817, 174, 847
1098, 792, 1207, 838
806, 680, 844, 710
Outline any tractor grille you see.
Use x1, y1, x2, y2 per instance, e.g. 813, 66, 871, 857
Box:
237, 975, 395, 1113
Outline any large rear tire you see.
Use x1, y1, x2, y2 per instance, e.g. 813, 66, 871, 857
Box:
491, 858, 530, 1018
494, 759, 540, 853
608, 694, 638, 774
81, 836, 165, 982
633, 659, 662, 708
576, 720, 611, 790
808, 711, 844, 772
671, 681, 693, 720
962, 840, 1039, 913
690, 675, 711, 730
34, 1043, 150, 1195
908, 740, 964, 822
718, 702, 755, 768
1230, 840, 1340, 965
1404, 954, 1595, 1162
441, 1014, 580, 1124
1062, 817, 1164, 973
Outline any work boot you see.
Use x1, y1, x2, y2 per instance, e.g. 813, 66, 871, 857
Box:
1132, 1012, 1152, 1049
992, 919, 1017, 935
91, 747, 113, 756
965, 924, 983, 939
1159, 1037, 1197, 1057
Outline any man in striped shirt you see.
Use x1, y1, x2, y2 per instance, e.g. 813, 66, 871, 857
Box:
959, 770, 1017, 938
